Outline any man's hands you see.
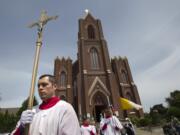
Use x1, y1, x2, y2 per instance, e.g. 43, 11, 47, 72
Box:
20, 110, 35, 126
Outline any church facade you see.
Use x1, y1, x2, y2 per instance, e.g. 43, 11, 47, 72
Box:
54, 12, 143, 121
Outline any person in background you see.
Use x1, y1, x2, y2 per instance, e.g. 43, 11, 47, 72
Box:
11, 74, 81, 135
90, 118, 97, 135
81, 117, 96, 135
100, 107, 123, 135
124, 118, 135, 135
171, 116, 180, 135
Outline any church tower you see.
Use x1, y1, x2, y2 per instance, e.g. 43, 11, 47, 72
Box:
111, 57, 144, 117
74, 11, 122, 121
54, 57, 73, 104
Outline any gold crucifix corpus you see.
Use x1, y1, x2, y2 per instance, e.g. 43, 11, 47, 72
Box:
28, 10, 58, 42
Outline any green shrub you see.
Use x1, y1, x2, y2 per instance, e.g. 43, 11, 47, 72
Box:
136, 117, 151, 127
167, 106, 180, 118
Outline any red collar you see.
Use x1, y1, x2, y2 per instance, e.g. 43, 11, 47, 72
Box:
83, 123, 89, 127
39, 97, 60, 110
105, 115, 112, 119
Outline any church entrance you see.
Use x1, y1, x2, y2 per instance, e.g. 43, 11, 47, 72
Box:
92, 92, 108, 122
94, 105, 106, 122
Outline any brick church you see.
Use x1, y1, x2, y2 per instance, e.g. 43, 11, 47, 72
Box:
54, 11, 143, 122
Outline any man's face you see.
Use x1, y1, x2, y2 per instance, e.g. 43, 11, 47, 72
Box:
38, 76, 57, 101
105, 109, 112, 117
83, 119, 90, 125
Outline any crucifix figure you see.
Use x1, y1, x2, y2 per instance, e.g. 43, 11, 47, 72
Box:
28, 10, 58, 41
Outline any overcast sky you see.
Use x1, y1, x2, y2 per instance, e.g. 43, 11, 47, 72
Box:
0, 0, 180, 112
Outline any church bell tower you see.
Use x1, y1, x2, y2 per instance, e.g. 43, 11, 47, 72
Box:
75, 11, 122, 121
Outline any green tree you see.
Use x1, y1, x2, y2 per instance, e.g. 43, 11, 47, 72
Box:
0, 110, 18, 133
166, 90, 180, 108
16, 96, 38, 118
167, 106, 180, 118
150, 104, 167, 116
166, 90, 180, 119
0, 96, 38, 133
149, 104, 167, 125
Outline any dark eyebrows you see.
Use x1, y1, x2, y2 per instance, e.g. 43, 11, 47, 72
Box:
37, 82, 48, 88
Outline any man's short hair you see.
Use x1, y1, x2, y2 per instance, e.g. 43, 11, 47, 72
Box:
39, 74, 56, 85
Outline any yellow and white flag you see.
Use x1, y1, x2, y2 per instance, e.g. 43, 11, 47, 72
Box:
119, 97, 142, 110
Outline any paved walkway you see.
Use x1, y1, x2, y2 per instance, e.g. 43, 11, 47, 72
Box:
135, 126, 164, 135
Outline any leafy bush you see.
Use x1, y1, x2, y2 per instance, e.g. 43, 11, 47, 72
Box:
0, 110, 18, 133
136, 117, 152, 127
129, 116, 139, 125
167, 106, 180, 118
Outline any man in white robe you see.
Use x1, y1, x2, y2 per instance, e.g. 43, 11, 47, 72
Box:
11, 74, 81, 135
100, 108, 123, 135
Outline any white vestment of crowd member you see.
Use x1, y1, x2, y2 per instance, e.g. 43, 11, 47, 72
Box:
81, 124, 96, 135
100, 115, 123, 135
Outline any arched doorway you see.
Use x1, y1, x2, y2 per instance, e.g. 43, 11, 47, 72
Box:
92, 92, 108, 122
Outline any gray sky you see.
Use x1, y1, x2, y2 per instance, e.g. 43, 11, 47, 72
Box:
0, 0, 180, 112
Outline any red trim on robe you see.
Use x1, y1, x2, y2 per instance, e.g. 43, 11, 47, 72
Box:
90, 131, 95, 135
13, 127, 20, 135
12, 124, 24, 135
115, 126, 119, 131
102, 123, 107, 130
39, 96, 60, 110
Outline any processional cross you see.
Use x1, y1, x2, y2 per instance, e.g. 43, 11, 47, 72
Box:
29, 10, 58, 42
25, 11, 58, 135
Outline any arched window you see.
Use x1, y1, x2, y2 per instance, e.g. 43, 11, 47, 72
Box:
87, 25, 95, 39
60, 71, 66, 87
90, 48, 100, 69
94, 95, 104, 105
121, 70, 129, 83
93, 92, 107, 106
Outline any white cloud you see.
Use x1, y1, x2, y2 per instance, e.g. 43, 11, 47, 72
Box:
135, 47, 180, 112
0, 67, 32, 107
